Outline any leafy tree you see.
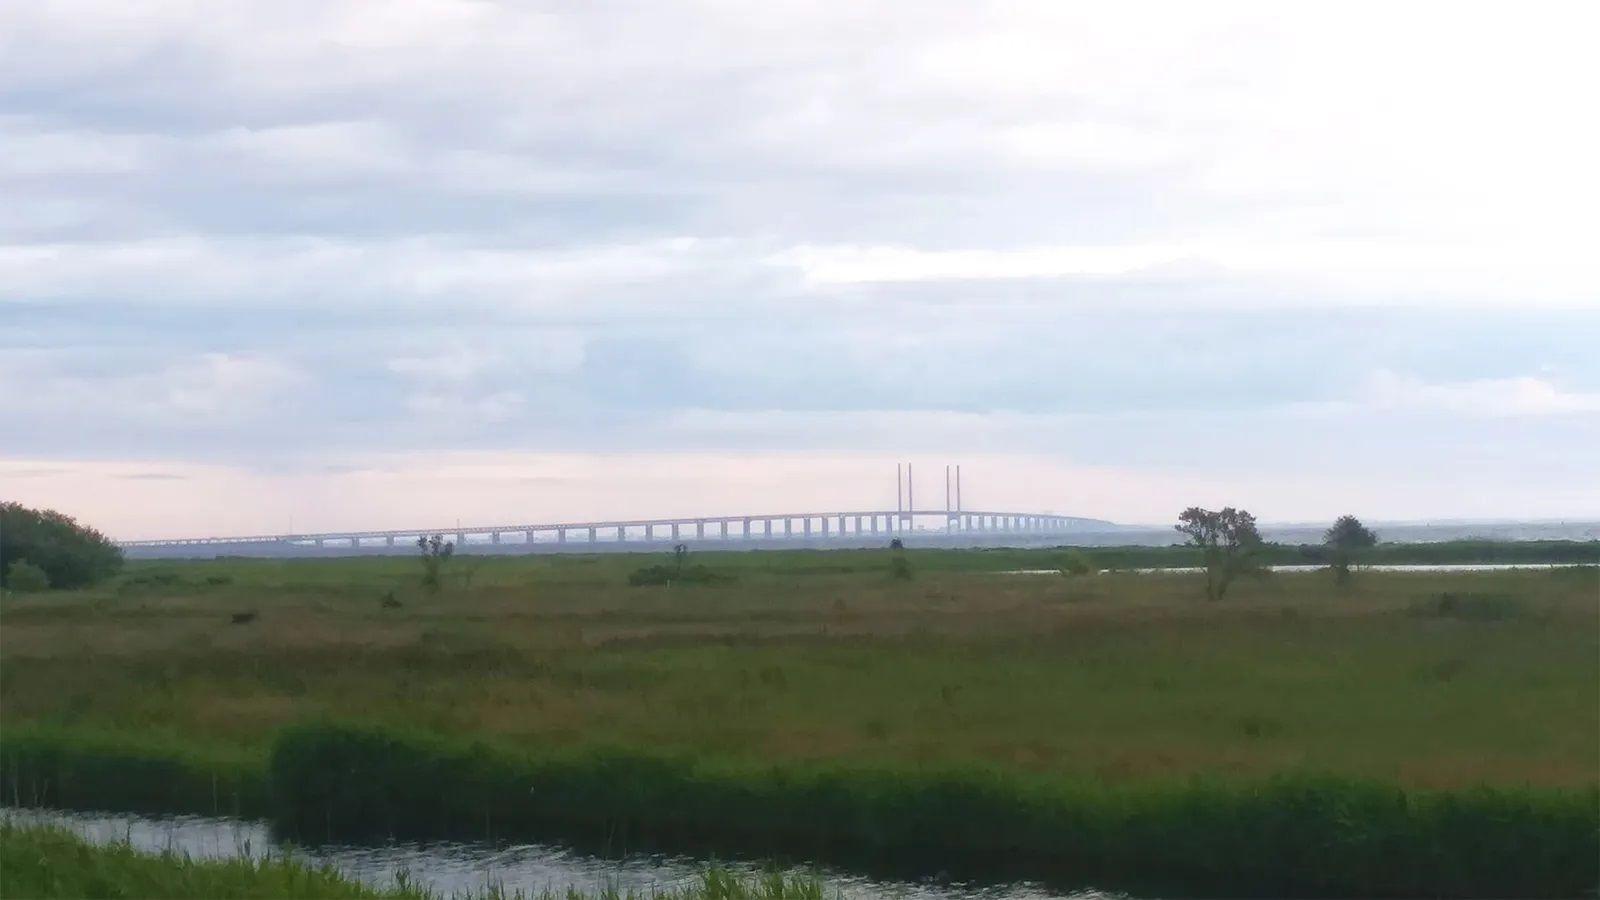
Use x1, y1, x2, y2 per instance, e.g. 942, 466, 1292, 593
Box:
888, 538, 912, 580
5, 560, 50, 592
416, 534, 454, 593
0, 503, 123, 589
1174, 506, 1262, 601
1324, 514, 1378, 584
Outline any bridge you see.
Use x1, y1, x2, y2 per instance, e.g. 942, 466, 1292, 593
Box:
119, 508, 1116, 553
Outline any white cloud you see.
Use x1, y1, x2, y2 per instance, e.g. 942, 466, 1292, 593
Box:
1365, 371, 1600, 418
0, 351, 305, 423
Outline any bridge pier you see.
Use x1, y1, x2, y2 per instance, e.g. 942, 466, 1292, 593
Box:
555, 529, 564, 544
385, 535, 395, 547
616, 525, 625, 542
588, 527, 597, 543
720, 520, 729, 538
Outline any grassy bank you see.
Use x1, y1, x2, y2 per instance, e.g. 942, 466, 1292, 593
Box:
266, 722, 1599, 898
3, 725, 1594, 898
0, 822, 826, 899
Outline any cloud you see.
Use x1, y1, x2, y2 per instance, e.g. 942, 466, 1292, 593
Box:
1365, 371, 1600, 418
1, 3, 1597, 525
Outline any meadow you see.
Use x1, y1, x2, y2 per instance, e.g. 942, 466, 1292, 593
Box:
1, 545, 1596, 895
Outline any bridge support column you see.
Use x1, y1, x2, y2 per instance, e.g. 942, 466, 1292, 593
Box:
784, 519, 792, 537
491, 532, 501, 544
743, 518, 753, 539
385, 535, 395, 547
588, 527, 597, 543
616, 526, 626, 542
720, 520, 728, 538
804, 518, 813, 537
696, 521, 704, 539
555, 529, 564, 544
763, 519, 772, 537
671, 523, 680, 540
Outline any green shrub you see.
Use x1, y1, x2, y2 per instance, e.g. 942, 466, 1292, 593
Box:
1059, 550, 1096, 576
0, 503, 123, 589
5, 559, 50, 592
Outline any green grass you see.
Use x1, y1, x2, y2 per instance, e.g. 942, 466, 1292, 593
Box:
0, 822, 827, 899
1, 549, 1596, 895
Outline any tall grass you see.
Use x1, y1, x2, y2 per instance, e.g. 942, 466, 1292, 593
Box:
264, 722, 1599, 899
0, 725, 267, 819
0, 821, 828, 899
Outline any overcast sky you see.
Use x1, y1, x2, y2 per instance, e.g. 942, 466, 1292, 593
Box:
3, 2, 1598, 538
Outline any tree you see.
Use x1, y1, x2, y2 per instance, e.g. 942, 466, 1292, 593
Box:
1324, 515, 1377, 584
1174, 506, 1262, 601
417, 534, 454, 593
0, 503, 123, 590
5, 560, 50, 592
888, 538, 912, 580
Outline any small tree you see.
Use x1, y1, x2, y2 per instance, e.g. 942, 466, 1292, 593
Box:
1175, 506, 1262, 601
673, 543, 689, 576
1324, 515, 1377, 584
417, 534, 454, 593
5, 560, 50, 593
888, 538, 912, 580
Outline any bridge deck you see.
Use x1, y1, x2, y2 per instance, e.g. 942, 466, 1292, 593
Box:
119, 509, 1112, 548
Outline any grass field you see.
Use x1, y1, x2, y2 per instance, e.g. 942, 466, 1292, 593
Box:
1, 547, 1596, 895
0, 822, 825, 899
3, 549, 1595, 787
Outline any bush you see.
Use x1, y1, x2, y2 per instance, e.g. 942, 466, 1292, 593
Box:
0, 503, 123, 590
5, 560, 51, 592
1059, 550, 1097, 576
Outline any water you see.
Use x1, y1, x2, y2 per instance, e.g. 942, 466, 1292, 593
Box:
1001, 563, 1597, 575
2, 807, 1118, 900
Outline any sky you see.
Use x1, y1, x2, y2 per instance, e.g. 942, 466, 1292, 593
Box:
2, 1, 1598, 539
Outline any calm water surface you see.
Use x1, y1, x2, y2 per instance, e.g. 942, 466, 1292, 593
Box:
3, 807, 1124, 900
1001, 563, 1596, 575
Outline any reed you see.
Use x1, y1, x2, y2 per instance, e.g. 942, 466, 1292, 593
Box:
265, 722, 1599, 899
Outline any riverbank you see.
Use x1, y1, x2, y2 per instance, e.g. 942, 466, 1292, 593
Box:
0, 820, 827, 899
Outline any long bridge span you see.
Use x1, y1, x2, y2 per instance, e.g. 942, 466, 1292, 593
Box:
120, 508, 1117, 555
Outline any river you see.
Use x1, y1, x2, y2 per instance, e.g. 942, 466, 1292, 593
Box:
2, 806, 1123, 900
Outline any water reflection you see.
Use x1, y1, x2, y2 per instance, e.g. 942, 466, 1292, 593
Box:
2, 807, 1118, 900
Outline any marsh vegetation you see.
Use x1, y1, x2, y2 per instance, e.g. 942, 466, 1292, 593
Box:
1, 545, 1596, 895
